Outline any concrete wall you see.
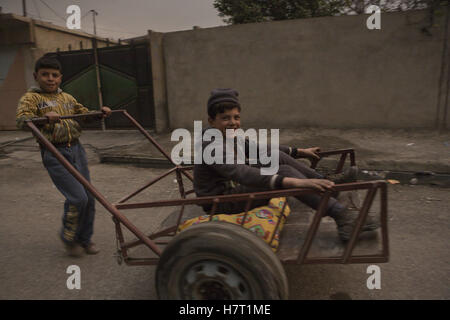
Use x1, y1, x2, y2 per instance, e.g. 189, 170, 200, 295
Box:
33, 23, 110, 53
0, 45, 28, 130
162, 10, 447, 130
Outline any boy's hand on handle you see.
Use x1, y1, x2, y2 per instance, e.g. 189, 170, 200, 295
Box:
101, 106, 112, 118
44, 111, 60, 124
282, 177, 334, 192
297, 147, 321, 161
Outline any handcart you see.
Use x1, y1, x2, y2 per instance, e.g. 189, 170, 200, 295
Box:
26, 110, 389, 300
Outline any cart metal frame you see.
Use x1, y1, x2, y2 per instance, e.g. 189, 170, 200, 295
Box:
26, 110, 389, 267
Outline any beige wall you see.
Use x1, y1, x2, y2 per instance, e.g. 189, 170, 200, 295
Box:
0, 46, 27, 130
162, 10, 447, 130
34, 24, 110, 53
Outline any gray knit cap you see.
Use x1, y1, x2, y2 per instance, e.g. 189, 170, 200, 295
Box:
207, 88, 240, 114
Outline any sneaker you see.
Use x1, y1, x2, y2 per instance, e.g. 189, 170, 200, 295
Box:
66, 243, 84, 257
332, 207, 380, 241
59, 233, 84, 257
83, 243, 100, 255
327, 166, 359, 184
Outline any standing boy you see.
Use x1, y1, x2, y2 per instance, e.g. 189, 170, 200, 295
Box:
194, 88, 379, 241
16, 56, 111, 257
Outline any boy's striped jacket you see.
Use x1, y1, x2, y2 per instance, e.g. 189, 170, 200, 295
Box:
16, 87, 91, 144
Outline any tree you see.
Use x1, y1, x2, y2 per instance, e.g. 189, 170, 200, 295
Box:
213, 0, 347, 24
213, 0, 446, 24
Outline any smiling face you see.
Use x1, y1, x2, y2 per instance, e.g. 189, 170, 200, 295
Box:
208, 107, 241, 136
34, 68, 62, 93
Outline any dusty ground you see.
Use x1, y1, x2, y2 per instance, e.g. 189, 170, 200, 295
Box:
0, 143, 448, 300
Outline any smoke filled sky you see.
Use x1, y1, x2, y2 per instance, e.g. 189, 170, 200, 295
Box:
0, 0, 226, 39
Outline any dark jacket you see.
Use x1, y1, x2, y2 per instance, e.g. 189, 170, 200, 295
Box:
193, 128, 298, 198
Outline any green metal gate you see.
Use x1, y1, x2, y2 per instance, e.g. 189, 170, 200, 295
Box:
45, 42, 155, 129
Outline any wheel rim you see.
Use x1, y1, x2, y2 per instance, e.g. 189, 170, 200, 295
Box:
182, 260, 251, 300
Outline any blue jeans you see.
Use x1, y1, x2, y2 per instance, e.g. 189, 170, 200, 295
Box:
41, 142, 95, 247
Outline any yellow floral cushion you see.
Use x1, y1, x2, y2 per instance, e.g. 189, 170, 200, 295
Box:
177, 197, 291, 251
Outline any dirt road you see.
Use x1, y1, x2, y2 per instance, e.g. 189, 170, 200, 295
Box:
0, 145, 448, 299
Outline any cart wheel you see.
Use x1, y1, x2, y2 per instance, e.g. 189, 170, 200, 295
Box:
156, 221, 288, 300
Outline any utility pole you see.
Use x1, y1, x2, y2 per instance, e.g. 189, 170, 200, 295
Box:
89, 9, 98, 35
89, 9, 105, 130
22, 0, 27, 17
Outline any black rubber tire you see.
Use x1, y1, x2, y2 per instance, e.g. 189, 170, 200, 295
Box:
156, 221, 289, 300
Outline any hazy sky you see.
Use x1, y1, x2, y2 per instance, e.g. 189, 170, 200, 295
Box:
0, 0, 226, 39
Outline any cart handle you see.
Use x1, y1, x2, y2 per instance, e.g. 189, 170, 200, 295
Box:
310, 149, 356, 173
26, 109, 125, 126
